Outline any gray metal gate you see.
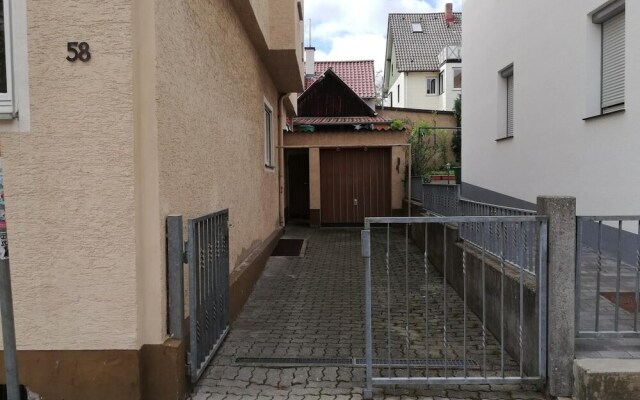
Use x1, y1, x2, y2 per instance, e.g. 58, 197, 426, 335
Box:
361, 215, 548, 399
167, 210, 230, 383
576, 215, 640, 338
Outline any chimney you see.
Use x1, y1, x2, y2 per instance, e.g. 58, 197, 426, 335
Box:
305, 47, 315, 77
445, 3, 454, 26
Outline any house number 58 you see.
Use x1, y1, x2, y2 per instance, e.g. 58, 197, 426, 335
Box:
66, 42, 91, 62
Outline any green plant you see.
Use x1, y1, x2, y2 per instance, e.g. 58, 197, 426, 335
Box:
408, 121, 449, 176
389, 118, 404, 130
451, 95, 462, 163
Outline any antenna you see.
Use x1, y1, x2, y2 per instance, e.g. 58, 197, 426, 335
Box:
308, 18, 312, 47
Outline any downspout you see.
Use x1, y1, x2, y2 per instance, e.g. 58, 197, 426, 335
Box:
277, 92, 290, 228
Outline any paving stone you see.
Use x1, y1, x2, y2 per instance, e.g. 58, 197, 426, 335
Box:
188, 228, 546, 400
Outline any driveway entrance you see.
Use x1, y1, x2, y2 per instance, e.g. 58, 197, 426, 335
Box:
191, 227, 544, 399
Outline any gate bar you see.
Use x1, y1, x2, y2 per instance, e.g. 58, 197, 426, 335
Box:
361, 229, 373, 400
167, 215, 184, 340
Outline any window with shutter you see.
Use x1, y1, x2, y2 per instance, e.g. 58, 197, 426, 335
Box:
499, 64, 514, 139
601, 11, 624, 112
592, 0, 625, 115
506, 74, 514, 137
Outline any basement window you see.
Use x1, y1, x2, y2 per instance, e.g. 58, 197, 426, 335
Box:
412, 23, 423, 33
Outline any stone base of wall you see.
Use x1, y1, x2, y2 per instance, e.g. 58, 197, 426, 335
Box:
0, 338, 188, 400
409, 217, 540, 376
229, 227, 284, 321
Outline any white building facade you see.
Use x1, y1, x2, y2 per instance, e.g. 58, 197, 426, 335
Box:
383, 8, 462, 112
462, 0, 638, 216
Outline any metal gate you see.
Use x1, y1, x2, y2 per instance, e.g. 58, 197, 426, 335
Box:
166, 210, 230, 383
360, 215, 547, 399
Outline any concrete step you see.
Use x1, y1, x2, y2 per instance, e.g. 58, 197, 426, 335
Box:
573, 358, 640, 400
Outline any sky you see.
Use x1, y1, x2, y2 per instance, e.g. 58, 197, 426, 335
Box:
304, 0, 463, 74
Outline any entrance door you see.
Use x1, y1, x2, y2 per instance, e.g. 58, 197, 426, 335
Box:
288, 151, 310, 219
320, 147, 391, 225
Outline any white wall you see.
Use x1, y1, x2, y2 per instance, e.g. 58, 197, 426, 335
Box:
462, 0, 640, 216
384, 66, 460, 111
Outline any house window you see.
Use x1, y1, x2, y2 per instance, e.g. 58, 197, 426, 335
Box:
390, 92, 393, 107
412, 23, 422, 33
397, 84, 400, 103
264, 103, 274, 168
0, 0, 15, 117
592, 0, 625, 114
453, 67, 462, 89
426, 78, 437, 95
438, 72, 444, 94
500, 65, 514, 138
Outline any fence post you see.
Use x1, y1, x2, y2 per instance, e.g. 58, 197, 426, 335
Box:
167, 215, 185, 340
0, 227, 20, 400
536, 196, 575, 397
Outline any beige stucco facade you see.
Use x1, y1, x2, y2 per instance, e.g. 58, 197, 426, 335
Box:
0, 0, 303, 363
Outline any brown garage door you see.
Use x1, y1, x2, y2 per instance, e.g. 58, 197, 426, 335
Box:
320, 147, 391, 225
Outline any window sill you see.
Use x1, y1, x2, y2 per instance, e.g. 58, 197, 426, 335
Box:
583, 108, 625, 121
265, 165, 276, 171
495, 135, 514, 142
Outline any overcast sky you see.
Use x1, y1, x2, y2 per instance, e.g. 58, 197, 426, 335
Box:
304, 0, 463, 73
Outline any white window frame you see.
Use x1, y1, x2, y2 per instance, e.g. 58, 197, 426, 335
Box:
426, 77, 437, 95
0, 0, 15, 118
411, 23, 422, 33
264, 101, 275, 169
592, 0, 625, 115
438, 72, 444, 95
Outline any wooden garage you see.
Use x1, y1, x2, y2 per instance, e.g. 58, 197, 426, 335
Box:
319, 147, 392, 225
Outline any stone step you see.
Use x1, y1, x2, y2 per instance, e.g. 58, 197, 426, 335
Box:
573, 358, 640, 400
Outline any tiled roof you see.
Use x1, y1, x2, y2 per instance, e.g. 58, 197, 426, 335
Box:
304, 60, 376, 99
389, 12, 462, 71
293, 116, 391, 125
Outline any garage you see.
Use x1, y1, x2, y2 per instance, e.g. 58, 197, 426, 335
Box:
319, 147, 392, 225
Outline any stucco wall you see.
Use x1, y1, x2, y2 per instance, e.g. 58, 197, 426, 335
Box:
463, 0, 640, 216
152, 0, 282, 340
0, 0, 137, 349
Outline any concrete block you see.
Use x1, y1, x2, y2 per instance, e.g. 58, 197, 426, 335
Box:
574, 358, 640, 400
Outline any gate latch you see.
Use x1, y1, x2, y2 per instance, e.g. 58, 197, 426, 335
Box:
353, 198, 358, 206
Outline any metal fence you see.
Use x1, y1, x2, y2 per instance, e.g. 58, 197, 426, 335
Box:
576, 216, 640, 338
167, 210, 230, 383
460, 199, 538, 274
421, 184, 538, 274
421, 183, 460, 216
410, 176, 424, 202
361, 216, 548, 399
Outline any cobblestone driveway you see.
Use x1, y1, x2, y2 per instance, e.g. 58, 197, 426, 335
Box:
191, 227, 544, 400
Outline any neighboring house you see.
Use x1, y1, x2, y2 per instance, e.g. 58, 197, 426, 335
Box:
462, 0, 636, 216
284, 68, 407, 226
0, 1, 303, 399
382, 3, 462, 111
304, 48, 377, 109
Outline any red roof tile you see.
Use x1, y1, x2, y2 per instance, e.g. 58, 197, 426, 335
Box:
304, 60, 376, 99
293, 116, 391, 125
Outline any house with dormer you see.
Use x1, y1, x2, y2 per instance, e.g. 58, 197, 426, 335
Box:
382, 3, 462, 111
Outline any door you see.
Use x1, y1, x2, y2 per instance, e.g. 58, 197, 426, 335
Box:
320, 147, 391, 225
288, 151, 310, 219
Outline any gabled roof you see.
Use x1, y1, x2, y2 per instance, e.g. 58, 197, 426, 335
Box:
298, 69, 376, 118
388, 12, 462, 72
304, 60, 376, 99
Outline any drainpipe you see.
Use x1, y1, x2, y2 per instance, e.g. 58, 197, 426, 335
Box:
277, 93, 290, 228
